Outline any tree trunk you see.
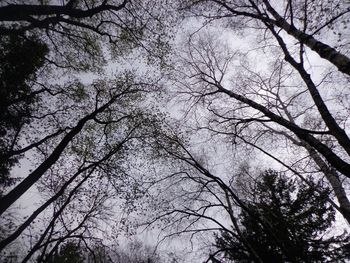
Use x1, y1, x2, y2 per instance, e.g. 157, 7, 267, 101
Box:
263, 0, 350, 76
0, 98, 116, 216
305, 145, 350, 224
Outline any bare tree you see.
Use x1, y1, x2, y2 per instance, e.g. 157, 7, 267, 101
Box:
181, 0, 350, 75
171, 0, 350, 223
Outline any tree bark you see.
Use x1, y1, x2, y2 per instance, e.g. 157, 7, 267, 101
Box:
0, 1, 127, 21
263, 0, 350, 76
307, 146, 350, 224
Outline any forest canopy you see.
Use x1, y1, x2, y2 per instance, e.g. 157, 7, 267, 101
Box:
0, 0, 350, 262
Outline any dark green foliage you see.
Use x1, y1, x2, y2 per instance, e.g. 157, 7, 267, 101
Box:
0, 34, 48, 193
215, 170, 350, 263
44, 242, 84, 263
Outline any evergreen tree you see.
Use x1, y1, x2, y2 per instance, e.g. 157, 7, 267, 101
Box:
44, 242, 84, 263
0, 34, 48, 195
215, 170, 350, 263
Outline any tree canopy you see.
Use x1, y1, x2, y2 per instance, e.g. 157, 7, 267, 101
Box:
0, 1, 350, 262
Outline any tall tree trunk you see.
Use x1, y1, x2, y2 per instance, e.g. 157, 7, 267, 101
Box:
305, 145, 350, 224
263, 0, 350, 76
278, 98, 350, 224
